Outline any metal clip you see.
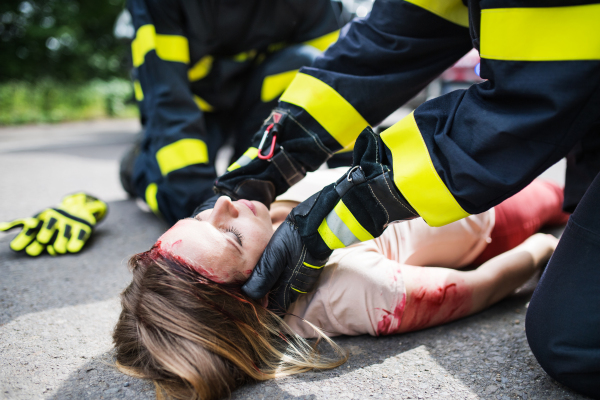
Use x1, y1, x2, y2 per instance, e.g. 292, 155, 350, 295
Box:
347, 165, 361, 182
257, 123, 277, 160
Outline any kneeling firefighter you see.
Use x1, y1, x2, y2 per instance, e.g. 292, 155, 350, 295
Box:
0, 0, 346, 255
207, 0, 600, 397
122, 0, 348, 224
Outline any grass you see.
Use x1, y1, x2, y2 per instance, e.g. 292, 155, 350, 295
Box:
0, 79, 139, 126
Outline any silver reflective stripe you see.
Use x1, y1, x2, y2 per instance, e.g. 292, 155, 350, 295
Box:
236, 154, 254, 168
324, 209, 360, 247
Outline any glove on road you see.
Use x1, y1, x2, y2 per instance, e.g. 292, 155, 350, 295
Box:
0, 193, 108, 256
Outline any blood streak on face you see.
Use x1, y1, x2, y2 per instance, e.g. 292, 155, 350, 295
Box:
376, 293, 406, 336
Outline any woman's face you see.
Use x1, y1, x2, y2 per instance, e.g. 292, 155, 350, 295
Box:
157, 197, 274, 283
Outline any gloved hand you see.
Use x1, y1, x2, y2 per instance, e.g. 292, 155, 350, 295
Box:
242, 199, 329, 313
214, 109, 332, 206
0, 193, 108, 256
242, 127, 420, 310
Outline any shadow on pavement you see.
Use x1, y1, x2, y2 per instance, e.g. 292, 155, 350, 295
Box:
0, 199, 168, 325
49, 350, 317, 400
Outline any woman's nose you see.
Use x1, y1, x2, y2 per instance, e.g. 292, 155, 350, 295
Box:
210, 196, 239, 221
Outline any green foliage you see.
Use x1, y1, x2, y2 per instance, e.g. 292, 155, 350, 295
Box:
0, 79, 138, 125
1, 0, 129, 83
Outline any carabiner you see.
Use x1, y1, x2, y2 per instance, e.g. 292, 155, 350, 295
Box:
257, 123, 277, 160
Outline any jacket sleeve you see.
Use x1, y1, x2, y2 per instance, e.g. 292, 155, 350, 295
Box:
378, 1, 600, 227
214, 0, 474, 204
277, 0, 474, 157
128, 0, 212, 222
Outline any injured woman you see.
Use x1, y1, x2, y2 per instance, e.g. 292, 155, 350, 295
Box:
113, 168, 568, 400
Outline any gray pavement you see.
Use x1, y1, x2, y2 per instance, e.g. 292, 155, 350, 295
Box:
0, 119, 587, 400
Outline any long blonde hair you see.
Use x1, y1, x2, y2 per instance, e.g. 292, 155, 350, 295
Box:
113, 247, 347, 400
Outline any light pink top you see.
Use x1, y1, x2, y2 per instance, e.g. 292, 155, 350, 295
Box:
278, 168, 495, 338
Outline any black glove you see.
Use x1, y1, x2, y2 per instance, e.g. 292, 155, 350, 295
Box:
242, 209, 329, 313
242, 127, 420, 310
214, 109, 333, 206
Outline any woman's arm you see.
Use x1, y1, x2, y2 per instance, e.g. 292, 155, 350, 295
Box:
398, 233, 558, 333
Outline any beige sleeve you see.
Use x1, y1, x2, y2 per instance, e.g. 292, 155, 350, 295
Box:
283, 210, 496, 339
284, 242, 406, 338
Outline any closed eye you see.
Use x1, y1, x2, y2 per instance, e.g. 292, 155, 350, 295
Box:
225, 226, 243, 246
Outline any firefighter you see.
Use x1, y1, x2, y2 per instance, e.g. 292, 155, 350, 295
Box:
121, 0, 346, 224
208, 0, 600, 397
0, 0, 346, 253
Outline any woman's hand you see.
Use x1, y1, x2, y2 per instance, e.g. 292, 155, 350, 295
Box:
519, 233, 559, 269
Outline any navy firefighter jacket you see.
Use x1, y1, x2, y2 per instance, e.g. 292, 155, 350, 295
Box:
271, 0, 600, 230
126, 0, 341, 221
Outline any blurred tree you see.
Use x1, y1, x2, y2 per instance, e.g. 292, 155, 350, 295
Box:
0, 0, 129, 83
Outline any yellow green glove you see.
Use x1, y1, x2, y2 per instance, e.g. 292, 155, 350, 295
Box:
0, 193, 108, 256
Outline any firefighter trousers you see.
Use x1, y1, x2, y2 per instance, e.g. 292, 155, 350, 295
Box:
527, 171, 600, 399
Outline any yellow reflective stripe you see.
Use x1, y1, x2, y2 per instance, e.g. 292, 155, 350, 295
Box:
132, 25, 155, 67
131, 24, 189, 68
380, 112, 469, 227
145, 183, 160, 215
304, 30, 340, 52
261, 70, 298, 102
242, 147, 259, 159
303, 262, 324, 270
481, 5, 600, 61
193, 95, 214, 112
188, 55, 213, 81
155, 139, 209, 176
280, 73, 369, 149
133, 80, 144, 101
317, 218, 346, 250
334, 201, 374, 242
227, 163, 240, 172
405, 0, 469, 28
291, 287, 307, 294
227, 147, 259, 172
233, 49, 257, 62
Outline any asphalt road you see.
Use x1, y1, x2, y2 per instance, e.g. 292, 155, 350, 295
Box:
0, 119, 588, 400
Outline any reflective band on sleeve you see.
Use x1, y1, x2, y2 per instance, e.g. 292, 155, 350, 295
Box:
232, 49, 257, 62
155, 138, 209, 176
380, 112, 469, 227
145, 183, 160, 216
188, 55, 213, 81
303, 262, 324, 270
304, 30, 340, 52
332, 200, 374, 242
132, 25, 155, 67
405, 0, 469, 28
291, 287, 307, 294
133, 80, 144, 101
227, 147, 259, 172
317, 218, 346, 250
261, 70, 298, 102
317, 200, 374, 250
193, 95, 214, 112
481, 4, 600, 61
132, 24, 190, 67
280, 73, 369, 149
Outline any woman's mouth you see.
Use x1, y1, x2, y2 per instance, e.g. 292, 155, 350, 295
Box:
238, 199, 256, 216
